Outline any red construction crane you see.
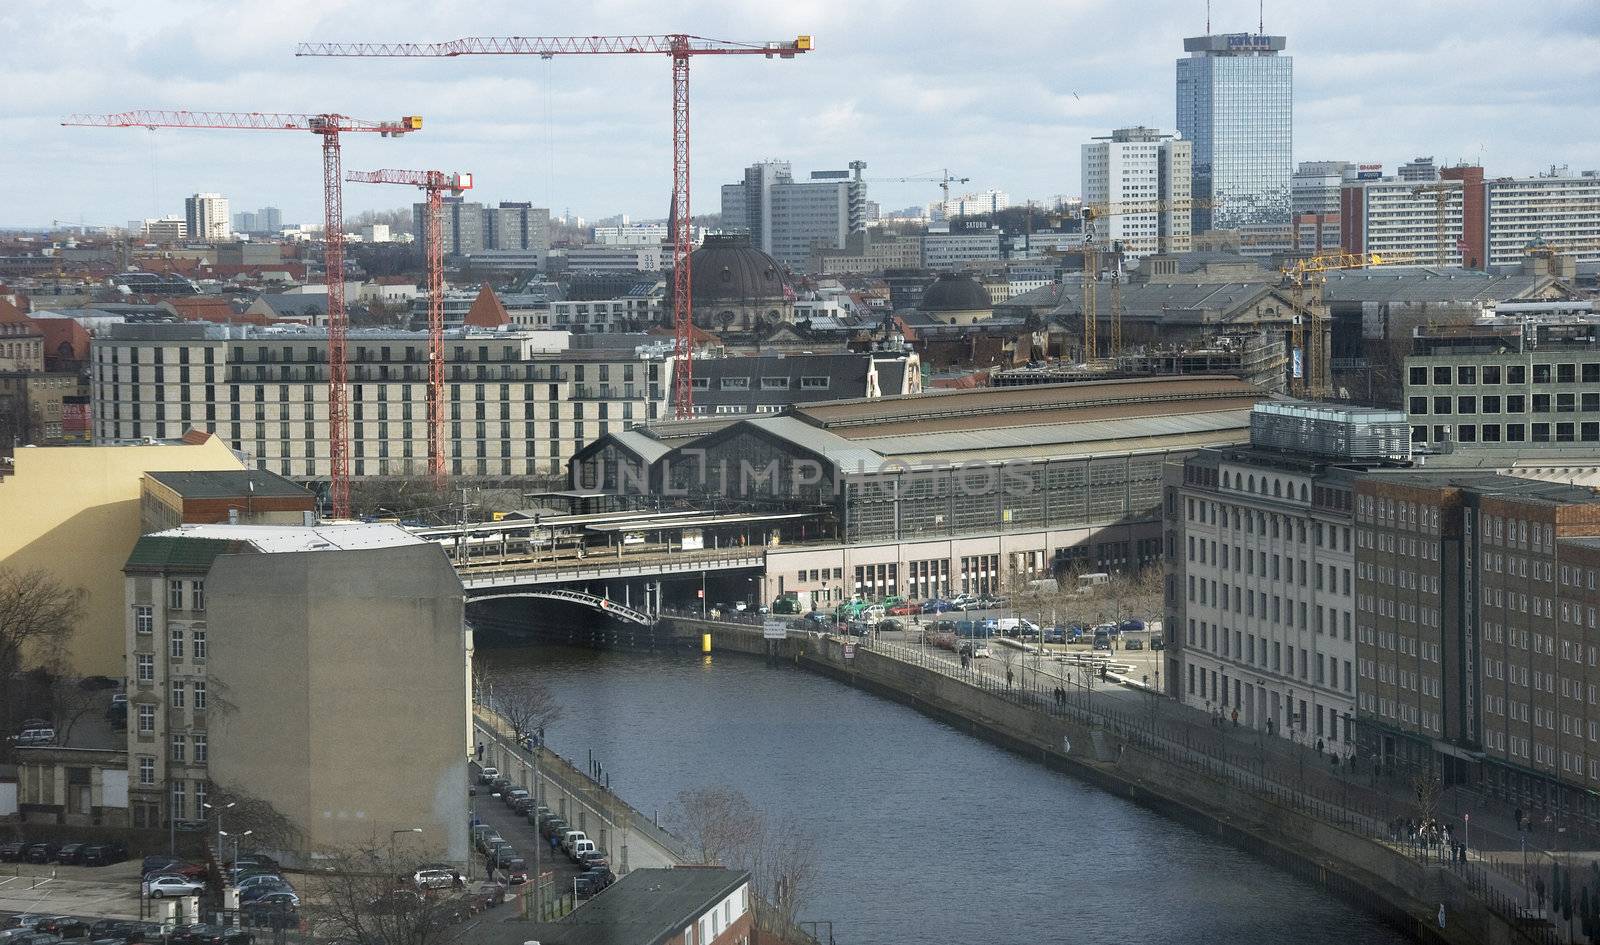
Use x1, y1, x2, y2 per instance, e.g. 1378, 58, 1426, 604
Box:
345, 168, 473, 491
295, 34, 813, 418
61, 110, 423, 518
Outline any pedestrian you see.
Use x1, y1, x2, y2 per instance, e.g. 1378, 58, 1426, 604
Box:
1006, 669, 1014, 689
476, 742, 484, 761
1232, 709, 1239, 728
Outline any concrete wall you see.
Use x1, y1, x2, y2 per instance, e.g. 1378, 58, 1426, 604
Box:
206, 544, 469, 862
0, 438, 246, 676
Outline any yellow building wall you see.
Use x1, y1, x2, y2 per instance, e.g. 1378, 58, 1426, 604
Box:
0, 438, 246, 677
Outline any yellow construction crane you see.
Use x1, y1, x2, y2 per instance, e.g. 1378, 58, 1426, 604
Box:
1280, 251, 1411, 398
1410, 183, 1457, 267
1079, 198, 1216, 360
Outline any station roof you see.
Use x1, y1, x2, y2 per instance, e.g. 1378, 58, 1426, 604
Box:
144, 469, 311, 500
458, 867, 751, 945
149, 522, 425, 553
1322, 268, 1564, 305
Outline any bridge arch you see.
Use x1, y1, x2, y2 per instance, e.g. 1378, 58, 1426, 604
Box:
466, 588, 655, 626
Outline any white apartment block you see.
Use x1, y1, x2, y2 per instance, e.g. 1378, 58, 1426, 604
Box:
1081, 127, 1192, 259
1341, 179, 1466, 265
1171, 450, 1359, 752
592, 223, 669, 246
92, 323, 672, 479
508, 295, 664, 333
1485, 171, 1600, 267
922, 230, 1002, 270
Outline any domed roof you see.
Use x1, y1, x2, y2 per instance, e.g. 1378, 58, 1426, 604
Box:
919, 272, 991, 312
690, 234, 789, 304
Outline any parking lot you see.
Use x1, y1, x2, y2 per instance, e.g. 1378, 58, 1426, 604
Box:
0, 860, 146, 920
468, 764, 589, 903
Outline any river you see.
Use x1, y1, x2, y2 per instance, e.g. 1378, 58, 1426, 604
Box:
479, 644, 1413, 945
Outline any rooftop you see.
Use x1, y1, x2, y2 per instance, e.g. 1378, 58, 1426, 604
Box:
145, 469, 311, 500
148, 523, 425, 553
1322, 268, 1564, 305
455, 867, 749, 945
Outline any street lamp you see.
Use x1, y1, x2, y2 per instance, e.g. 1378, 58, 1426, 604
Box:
202, 801, 236, 866
390, 827, 423, 864
218, 829, 251, 871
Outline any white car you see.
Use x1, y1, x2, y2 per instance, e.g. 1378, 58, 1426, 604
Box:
144, 874, 205, 898
972, 644, 993, 659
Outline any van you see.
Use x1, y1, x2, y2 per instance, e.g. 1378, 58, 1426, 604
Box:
570, 839, 596, 861
1078, 572, 1111, 589
997, 618, 1039, 638
561, 830, 587, 855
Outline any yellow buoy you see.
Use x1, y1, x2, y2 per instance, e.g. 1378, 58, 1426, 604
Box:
702, 632, 713, 654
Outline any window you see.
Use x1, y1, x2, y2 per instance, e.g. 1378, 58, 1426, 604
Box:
1483, 395, 1501, 413
136, 654, 154, 682
193, 681, 206, 712
171, 781, 186, 821
191, 581, 205, 612
1534, 364, 1552, 384
1409, 366, 1428, 386
138, 755, 155, 785
193, 734, 207, 765
759, 377, 790, 389
169, 627, 184, 659
800, 376, 830, 389
1483, 365, 1502, 384
1509, 365, 1527, 384
193, 629, 207, 661
135, 606, 154, 634
1433, 366, 1451, 385
1409, 396, 1427, 415
168, 579, 184, 610
718, 377, 750, 390
170, 733, 186, 763
170, 681, 185, 709
138, 704, 155, 734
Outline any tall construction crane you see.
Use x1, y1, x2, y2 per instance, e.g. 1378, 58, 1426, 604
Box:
296, 34, 813, 419
345, 168, 473, 492
1079, 198, 1215, 359
62, 110, 422, 519
1411, 182, 1457, 268
856, 167, 972, 215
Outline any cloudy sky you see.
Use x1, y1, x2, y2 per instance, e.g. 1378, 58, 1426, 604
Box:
3, 0, 1597, 228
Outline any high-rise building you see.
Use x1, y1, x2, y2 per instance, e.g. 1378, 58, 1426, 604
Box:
259, 207, 283, 233
415, 199, 550, 264
941, 190, 1011, 220
1176, 33, 1293, 236
416, 197, 484, 258
1398, 157, 1441, 182
1485, 169, 1600, 268
184, 193, 230, 241
1081, 127, 1193, 259
720, 160, 792, 252
767, 170, 867, 272
232, 211, 258, 234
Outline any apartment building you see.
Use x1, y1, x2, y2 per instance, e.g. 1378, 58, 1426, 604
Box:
1485, 171, 1600, 267
1166, 402, 1408, 751
91, 322, 672, 479
1402, 322, 1600, 451
1081, 127, 1193, 259
121, 524, 469, 859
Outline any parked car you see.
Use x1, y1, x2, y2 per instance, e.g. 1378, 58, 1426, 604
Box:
23, 842, 60, 864
1125, 638, 1144, 650
144, 874, 206, 898
80, 842, 128, 866
32, 919, 88, 938
1150, 637, 1166, 651
240, 899, 298, 930
575, 850, 609, 872
501, 857, 528, 885
239, 885, 297, 907
581, 867, 615, 891
875, 618, 903, 634
2, 917, 46, 932
560, 829, 587, 855
474, 832, 503, 855
569, 838, 596, 862
0, 841, 26, 862
948, 594, 979, 611
573, 875, 601, 898
503, 787, 530, 807
490, 776, 512, 795
169, 924, 253, 945
234, 873, 288, 893
476, 766, 499, 785
54, 843, 86, 865
488, 846, 520, 869
886, 601, 921, 617
1042, 627, 1066, 644
1119, 618, 1146, 633
919, 599, 955, 614
413, 868, 459, 890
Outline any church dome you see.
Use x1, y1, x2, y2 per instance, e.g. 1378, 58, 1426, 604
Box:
918, 272, 992, 312
689, 234, 790, 305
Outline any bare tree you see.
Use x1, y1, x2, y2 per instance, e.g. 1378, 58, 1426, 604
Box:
665, 785, 819, 934
308, 846, 472, 945
490, 680, 562, 746
204, 786, 306, 856
1412, 766, 1443, 827
39, 672, 113, 746
664, 785, 763, 867
0, 569, 83, 749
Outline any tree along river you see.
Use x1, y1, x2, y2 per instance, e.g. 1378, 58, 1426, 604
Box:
480, 644, 1413, 945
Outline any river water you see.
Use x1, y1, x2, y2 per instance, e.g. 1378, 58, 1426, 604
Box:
479, 644, 1413, 945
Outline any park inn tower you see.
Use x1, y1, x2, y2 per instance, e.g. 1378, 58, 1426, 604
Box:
1176, 33, 1293, 238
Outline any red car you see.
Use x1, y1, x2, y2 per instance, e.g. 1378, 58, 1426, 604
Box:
886, 602, 921, 617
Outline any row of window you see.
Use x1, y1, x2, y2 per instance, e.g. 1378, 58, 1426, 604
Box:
132, 683, 207, 728
1183, 497, 1352, 550
1184, 619, 1355, 690
1410, 392, 1600, 416
1187, 537, 1352, 592
1184, 668, 1351, 743
1409, 362, 1600, 387
1413, 422, 1600, 445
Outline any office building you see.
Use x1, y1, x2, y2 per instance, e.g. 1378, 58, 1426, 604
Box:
184, 194, 230, 242
141, 217, 188, 241
1176, 33, 1293, 237
593, 223, 669, 246
720, 160, 791, 252
1081, 127, 1193, 259
122, 524, 468, 860
721, 162, 867, 271
813, 231, 923, 274
1167, 401, 1410, 752
414, 199, 550, 263
91, 322, 673, 479
922, 223, 1002, 269
1402, 321, 1600, 451
557, 245, 666, 273
417, 197, 485, 257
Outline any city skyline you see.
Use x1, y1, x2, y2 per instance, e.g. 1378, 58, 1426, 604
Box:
1, 0, 1596, 229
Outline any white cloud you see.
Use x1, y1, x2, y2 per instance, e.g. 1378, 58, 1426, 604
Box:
0, 0, 1595, 226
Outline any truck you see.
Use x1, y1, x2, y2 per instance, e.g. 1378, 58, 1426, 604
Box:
997, 617, 1040, 638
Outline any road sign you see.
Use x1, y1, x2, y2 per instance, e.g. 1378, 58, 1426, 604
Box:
763, 619, 787, 640
843, 643, 856, 659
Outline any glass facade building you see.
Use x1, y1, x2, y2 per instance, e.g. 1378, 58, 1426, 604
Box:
1176, 34, 1293, 235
